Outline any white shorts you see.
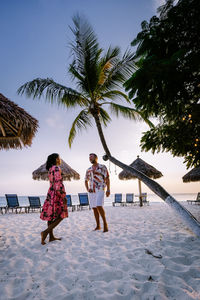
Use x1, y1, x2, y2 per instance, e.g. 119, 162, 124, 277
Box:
88, 190, 105, 208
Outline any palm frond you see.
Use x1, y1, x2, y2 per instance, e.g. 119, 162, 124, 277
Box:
69, 14, 102, 94
69, 62, 85, 82
137, 111, 155, 128
102, 46, 120, 64
100, 90, 131, 104
99, 107, 111, 127
109, 103, 150, 123
97, 47, 120, 85
99, 49, 137, 93
70, 14, 99, 65
68, 109, 92, 147
68, 62, 90, 96
17, 78, 88, 108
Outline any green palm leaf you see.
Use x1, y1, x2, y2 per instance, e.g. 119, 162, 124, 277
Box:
69, 14, 102, 94
99, 107, 111, 127
109, 103, 154, 127
68, 109, 92, 147
17, 78, 87, 108
100, 46, 120, 67
109, 103, 140, 119
100, 90, 131, 104
97, 47, 120, 87
70, 14, 100, 69
99, 49, 137, 93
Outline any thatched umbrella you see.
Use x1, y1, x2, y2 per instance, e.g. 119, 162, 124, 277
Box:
182, 166, 200, 183
32, 159, 80, 181
118, 155, 163, 206
0, 93, 38, 149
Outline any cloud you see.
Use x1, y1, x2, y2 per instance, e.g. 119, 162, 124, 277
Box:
45, 114, 65, 129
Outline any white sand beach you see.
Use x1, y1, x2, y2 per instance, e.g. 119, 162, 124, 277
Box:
1, 202, 200, 300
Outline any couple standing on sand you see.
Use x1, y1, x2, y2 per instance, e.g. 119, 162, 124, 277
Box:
40, 153, 110, 245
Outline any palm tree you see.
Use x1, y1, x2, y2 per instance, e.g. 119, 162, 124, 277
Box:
18, 15, 200, 236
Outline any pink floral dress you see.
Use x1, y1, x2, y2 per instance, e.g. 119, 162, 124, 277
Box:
40, 165, 68, 221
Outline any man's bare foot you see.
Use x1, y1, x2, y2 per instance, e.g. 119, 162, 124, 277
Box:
93, 226, 101, 231
41, 231, 48, 245
103, 226, 108, 232
49, 237, 62, 242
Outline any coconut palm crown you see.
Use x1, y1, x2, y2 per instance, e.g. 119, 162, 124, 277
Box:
18, 14, 151, 150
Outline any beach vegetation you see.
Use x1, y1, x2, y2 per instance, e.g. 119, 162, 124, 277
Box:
125, 0, 200, 168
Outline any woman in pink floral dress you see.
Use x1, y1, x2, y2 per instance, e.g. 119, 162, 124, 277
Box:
40, 153, 68, 245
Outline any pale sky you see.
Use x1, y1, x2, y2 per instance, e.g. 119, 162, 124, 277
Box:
0, 0, 198, 197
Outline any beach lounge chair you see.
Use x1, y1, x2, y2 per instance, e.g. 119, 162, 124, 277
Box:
78, 193, 90, 210
187, 192, 200, 205
0, 204, 7, 214
5, 194, 28, 213
66, 195, 76, 212
135, 193, 149, 205
28, 196, 42, 212
141, 193, 149, 205
125, 193, 135, 206
0, 196, 7, 214
112, 193, 125, 206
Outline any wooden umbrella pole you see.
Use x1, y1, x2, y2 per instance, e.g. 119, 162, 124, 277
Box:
138, 179, 143, 207
0, 120, 6, 136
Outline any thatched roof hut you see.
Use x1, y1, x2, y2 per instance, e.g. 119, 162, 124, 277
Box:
118, 156, 163, 180
182, 166, 200, 183
118, 156, 163, 206
0, 93, 38, 149
33, 159, 80, 181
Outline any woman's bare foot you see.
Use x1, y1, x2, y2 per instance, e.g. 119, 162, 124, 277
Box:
93, 226, 101, 231
49, 237, 62, 242
41, 231, 48, 245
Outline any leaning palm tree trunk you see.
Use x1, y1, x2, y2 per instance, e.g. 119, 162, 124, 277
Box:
93, 114, 200, 237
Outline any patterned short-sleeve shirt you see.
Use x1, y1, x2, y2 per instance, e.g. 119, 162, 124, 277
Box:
85, 163, 109, 192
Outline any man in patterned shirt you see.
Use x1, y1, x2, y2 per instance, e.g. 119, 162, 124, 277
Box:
85, 153, 110, 232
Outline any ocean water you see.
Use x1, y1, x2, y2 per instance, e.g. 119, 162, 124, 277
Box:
0, 193, 197, 207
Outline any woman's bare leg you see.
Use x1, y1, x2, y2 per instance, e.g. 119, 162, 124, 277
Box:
47, 221, 62, 242
41, 217, 63, 245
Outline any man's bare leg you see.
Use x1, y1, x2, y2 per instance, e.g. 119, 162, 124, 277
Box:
41, 217, 63, 245
97, 206, 108, 232
93, 207, 101, 230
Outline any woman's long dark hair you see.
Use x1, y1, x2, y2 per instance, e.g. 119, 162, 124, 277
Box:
46, 153, 59, 171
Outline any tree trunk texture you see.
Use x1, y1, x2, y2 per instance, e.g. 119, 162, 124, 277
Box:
138, 179, 143, 207
93, 114, 200, 237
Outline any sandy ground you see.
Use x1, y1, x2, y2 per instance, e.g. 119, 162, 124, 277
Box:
0, 202, 200, 300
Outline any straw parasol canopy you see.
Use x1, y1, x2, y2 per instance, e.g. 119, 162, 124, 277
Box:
32, 159, 80, 181
0, 93, 38, 150
182, 166, 200, 182
119, 155, 163, 205
119, 156, 163, 180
